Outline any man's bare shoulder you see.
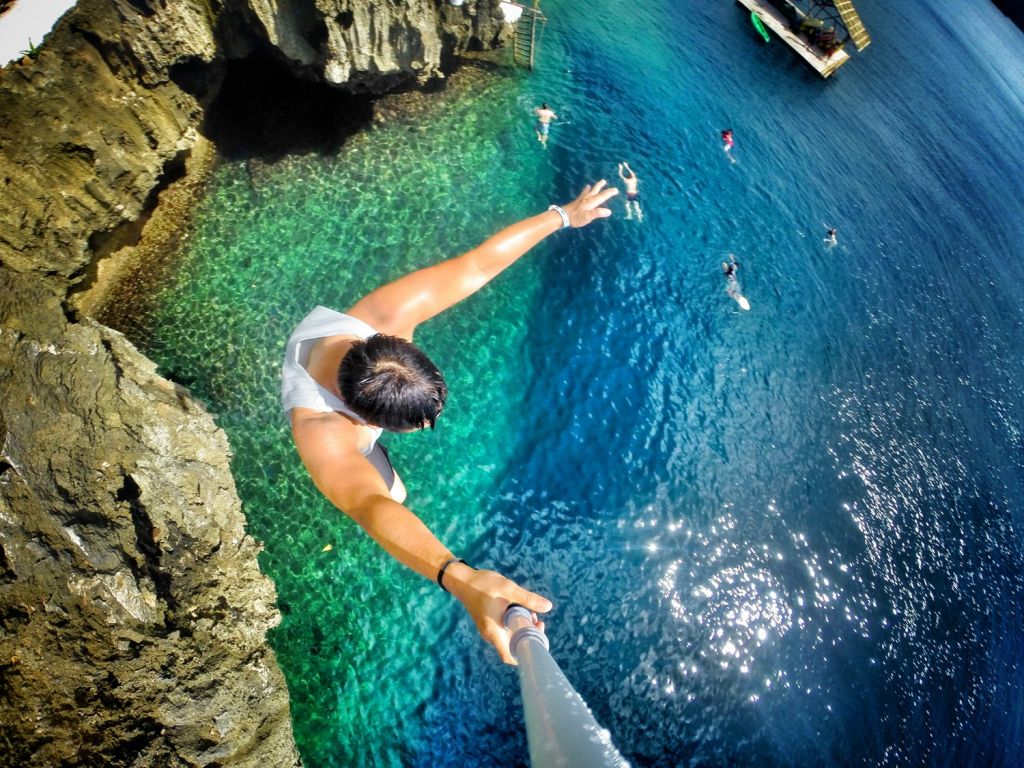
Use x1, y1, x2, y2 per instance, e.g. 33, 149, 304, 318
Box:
291, 409, 361, 454
290, 410, 394, 509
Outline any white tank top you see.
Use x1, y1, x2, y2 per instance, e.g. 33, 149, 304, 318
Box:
280, 306, 384, 447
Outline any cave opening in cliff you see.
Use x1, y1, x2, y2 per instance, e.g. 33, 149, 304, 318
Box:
200, 53, 375, 161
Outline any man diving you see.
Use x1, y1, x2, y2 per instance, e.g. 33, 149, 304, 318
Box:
281, 181, 619, 663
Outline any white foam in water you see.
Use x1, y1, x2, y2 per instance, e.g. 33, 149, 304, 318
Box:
0, 0, 78, 66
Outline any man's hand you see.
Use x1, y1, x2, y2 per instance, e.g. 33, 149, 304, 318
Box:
560, 180, 619, 228
448, 566, 552, 664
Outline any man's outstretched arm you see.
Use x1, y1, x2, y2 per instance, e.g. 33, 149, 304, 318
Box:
348, 181, 618, 339
293, 415, 551, 663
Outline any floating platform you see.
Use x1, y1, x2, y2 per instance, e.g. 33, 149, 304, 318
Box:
737, 0, 851, 78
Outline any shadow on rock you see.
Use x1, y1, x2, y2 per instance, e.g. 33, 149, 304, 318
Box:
200, 53, 376, 161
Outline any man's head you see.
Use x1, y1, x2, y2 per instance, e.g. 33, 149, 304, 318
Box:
338, 334, 447, 432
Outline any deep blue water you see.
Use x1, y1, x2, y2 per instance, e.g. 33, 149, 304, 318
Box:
413, 1, 1024, 765
127, 0, 1024, 765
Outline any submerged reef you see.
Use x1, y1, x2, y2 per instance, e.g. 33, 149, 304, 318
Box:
0, 0, 508, 764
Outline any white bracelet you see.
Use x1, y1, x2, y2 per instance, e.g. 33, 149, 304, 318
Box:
547, 204, 570, 229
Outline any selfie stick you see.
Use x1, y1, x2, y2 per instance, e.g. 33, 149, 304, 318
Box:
503, 604, 630, 768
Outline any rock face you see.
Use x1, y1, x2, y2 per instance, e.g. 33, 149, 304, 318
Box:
0, 0, 510, 764
0, 311, 297, 767
250, 0, 506, 87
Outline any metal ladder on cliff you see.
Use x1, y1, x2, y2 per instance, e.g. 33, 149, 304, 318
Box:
511, 2, 547, 70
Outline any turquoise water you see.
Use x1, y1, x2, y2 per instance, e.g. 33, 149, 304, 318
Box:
118, 0, 1024, 765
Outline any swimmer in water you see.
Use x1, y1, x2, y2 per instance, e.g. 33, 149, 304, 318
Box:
825, 227, 838, 246
721, 128, 735, 162
722, 253, 740, 283
722, 254, 750, 309
533, 102, 558, 148
617, 162, 643, 222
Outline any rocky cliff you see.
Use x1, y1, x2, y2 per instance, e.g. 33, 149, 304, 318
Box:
0, 0, 509, 764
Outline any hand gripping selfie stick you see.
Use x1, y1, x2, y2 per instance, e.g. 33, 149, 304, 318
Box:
503, 604, 630, 768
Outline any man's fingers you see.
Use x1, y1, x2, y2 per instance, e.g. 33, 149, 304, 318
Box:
510, 585, 553, 614
588, 179, 608, 196
593, 187, 619, 207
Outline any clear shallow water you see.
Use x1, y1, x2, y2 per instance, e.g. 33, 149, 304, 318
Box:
116, 1, 1024, 765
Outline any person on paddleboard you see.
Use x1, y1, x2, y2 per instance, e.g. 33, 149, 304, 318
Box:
281, 181, 619, 664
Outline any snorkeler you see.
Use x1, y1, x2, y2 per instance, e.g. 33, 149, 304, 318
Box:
617, 162, 643, 222
282, 181, 619, 664
534, 103, 558, 147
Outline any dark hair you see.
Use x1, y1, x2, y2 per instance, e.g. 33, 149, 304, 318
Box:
338, 334, 447, 432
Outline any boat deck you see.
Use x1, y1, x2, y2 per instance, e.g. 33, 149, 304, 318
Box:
736, 0, 850, 78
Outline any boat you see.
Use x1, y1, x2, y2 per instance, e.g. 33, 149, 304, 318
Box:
751, 11, 771, 41
736, 0, 872, 78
